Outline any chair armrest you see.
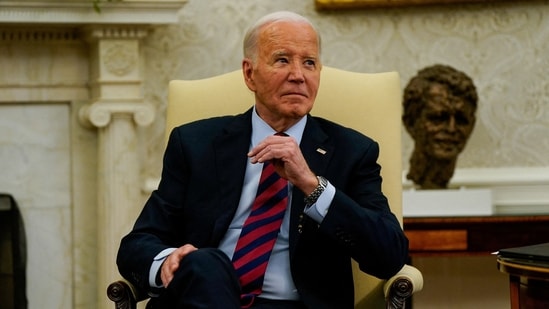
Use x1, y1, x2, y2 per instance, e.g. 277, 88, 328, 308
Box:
106, 266, 423, 309
107, 279, 146, 309
383, 264, 424, 309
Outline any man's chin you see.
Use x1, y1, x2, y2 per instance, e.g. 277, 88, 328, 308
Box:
283, 105, 312, 118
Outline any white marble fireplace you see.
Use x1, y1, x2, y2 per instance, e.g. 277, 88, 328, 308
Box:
0, 1, 185, 308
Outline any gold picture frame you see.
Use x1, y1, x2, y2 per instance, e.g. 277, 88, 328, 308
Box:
315, 0, 511, 10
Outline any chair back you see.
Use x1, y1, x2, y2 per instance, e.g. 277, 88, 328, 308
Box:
166, 66, 403, 307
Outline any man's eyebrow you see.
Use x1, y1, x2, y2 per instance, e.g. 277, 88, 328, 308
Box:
272, 50, 288, 56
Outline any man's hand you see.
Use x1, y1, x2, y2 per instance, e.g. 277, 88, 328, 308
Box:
160, 244, 198, 287
248, 134, 318, 195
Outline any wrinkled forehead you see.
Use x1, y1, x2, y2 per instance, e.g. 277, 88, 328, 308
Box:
260, 20, 320, 49
255, 22, 319, 59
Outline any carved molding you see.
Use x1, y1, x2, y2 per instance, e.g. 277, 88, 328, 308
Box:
0, 26, 81, 42
103, 42, 138, 77
79, 101, 155, 128
84, 26, 150, 41
0, 1, 187, 25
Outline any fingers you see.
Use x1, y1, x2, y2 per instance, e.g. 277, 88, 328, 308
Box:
248, 135, 316, 189
248, 135, 294, 164
161, 244, 198, 287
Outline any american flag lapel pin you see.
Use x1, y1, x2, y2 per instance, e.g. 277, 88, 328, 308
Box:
316, 148, 327, 155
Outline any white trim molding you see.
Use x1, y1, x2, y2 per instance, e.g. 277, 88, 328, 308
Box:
0, 0, 187, 25
403, 167, 549, 215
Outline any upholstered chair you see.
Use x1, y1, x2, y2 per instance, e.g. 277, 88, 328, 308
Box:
107, 66, 423, 309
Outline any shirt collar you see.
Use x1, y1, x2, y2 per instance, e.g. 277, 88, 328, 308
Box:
251, 105, 307, 148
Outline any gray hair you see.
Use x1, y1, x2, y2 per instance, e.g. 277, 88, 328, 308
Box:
243, 11, 322, 63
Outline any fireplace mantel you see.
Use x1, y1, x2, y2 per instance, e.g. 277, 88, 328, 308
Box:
0, 1, 186, 309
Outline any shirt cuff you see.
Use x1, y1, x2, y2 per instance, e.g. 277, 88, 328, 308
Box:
149, 247, 177, 288
304, 181, 335, 223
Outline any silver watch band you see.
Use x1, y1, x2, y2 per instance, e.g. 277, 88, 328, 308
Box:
304, 176, 327, 205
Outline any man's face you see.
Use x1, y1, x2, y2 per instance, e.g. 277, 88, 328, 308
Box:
243, 21, 321, 127
413, 84, 476, 160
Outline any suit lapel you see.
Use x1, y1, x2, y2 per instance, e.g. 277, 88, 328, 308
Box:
300, 115, 335, 177
210, 109, 253, 242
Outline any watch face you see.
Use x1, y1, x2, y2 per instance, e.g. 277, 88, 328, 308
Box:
318, 176, 327, 187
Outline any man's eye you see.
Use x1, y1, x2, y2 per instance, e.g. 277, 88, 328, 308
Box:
277, 58, 289, 63
304, 60, 316, 66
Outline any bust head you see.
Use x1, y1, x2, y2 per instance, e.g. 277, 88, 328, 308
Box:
403, 64, 478, 189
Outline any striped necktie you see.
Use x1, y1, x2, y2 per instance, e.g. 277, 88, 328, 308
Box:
232, 155, 288, 307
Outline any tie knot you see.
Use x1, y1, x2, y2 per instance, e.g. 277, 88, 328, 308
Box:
275, 132, 288, 137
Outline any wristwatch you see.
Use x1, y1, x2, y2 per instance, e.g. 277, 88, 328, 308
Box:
304, 176, 327, 205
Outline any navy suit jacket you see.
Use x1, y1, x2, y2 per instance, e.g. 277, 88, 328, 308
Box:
117, 108, 409, 309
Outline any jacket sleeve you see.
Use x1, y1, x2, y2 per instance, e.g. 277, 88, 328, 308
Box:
318, 140, 409, 279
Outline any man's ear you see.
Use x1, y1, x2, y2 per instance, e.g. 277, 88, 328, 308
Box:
242, 59, 255, 91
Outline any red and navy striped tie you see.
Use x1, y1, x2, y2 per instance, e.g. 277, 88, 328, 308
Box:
232, 160, 288, 307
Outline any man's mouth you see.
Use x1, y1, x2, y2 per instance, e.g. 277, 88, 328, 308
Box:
283, 91, 307, 98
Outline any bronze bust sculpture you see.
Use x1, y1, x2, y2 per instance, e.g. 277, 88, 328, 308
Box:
402, 64, 478, 189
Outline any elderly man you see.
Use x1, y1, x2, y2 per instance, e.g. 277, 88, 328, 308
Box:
117, 11, 408, 309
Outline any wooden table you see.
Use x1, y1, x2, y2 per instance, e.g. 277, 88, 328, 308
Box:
497, 257, 549, 308
403, 215, 549, 256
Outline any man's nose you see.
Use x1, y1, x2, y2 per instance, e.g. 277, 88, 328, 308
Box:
288, 63, 305, 82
